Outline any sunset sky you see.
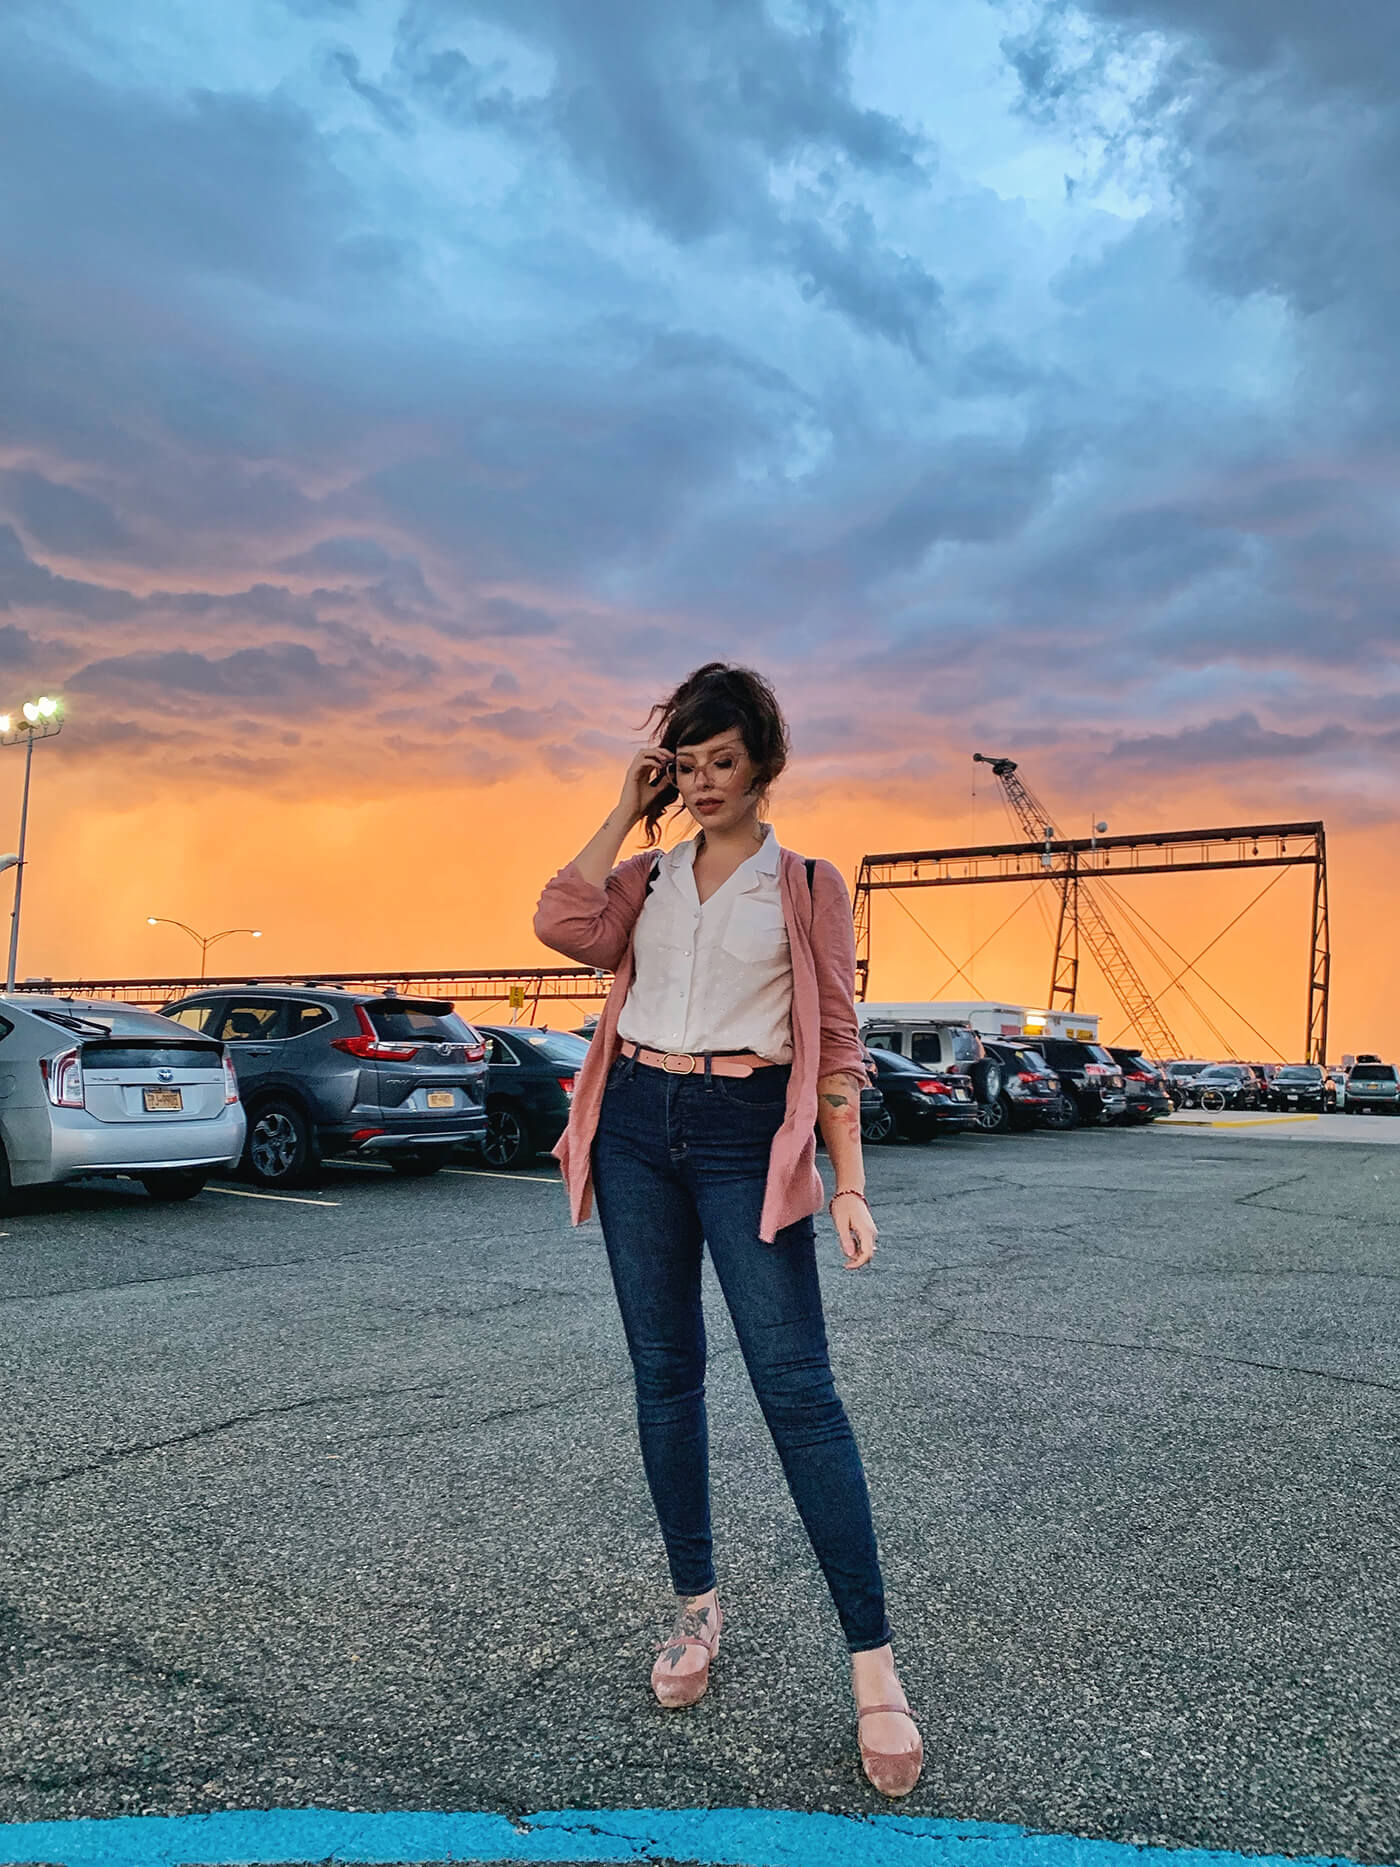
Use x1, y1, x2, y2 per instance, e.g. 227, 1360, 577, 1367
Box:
1, 0, 1396, 1060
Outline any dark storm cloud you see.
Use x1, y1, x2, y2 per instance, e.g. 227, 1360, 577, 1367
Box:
0, 525, 139, 623
1108, 712, 1354, 769
399, 0, 942, 351
68, 643, 367, 713
0, 471, 132, 557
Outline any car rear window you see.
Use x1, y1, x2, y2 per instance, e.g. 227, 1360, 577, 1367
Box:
82, 1042, 224, 1071
366, 1003, 474, 1043
511, 1030, 590, 1066
1350, 1065, 1396, 1082
165, 1003, 218, 1032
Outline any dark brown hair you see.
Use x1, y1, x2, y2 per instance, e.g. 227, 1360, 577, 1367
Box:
637, 661, 791, 845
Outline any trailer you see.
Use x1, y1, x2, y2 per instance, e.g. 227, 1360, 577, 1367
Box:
856, 1000, 1101, 1045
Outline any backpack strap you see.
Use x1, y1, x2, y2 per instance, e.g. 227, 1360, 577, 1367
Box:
805, 858, 815, 894
644, 851, 663, 899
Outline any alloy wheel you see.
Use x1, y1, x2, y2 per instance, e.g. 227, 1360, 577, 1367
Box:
251, 1110, 301, 1179
861, 1105, 896, 1144
483, 1106, 531, 1168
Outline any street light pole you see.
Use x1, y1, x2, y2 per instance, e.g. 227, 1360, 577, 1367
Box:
2, 696, 63, 995
145, 918, 262, 978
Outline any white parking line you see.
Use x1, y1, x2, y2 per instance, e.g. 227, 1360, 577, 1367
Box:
445, 1168, 558, 1185
207, 1186, 342, 1208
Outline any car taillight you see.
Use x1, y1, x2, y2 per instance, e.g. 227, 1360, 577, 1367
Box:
223, 1053, 240, 1105
915, 1078, 950, 1095
465, 1042, 486, 1062
1016, 1071, 1038, 1083
41, 1048, 84, 1109
1127, 1070, 1152, 1082
330, 1004, 420, 1061
557, 1075, 576, 1097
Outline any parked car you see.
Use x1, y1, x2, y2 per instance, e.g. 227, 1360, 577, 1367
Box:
864, 1047, 979, 1141
162, 985, 487, 1186
1107, 1048, 1173, 1124
1344, 1059, 1399, 1115
1034, 1038, 1126, 1126
1327, 1066, 1347, 1109
1266, 1064, 1332, 1113
857, 1016, 1002, 1110
853, 1044, 894, 1144
1183, 1063, 1260, 1111
478, 1024, 590, 1167
981, 1040, 1067, 1132
0, 994, 245, 1203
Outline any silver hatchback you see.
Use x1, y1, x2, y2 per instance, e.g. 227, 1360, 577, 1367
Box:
0, 995, 246, 1204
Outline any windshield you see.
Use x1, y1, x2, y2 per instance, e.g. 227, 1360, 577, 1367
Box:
1275, 1067, 1321, 1082
1197, 1067, 1241, 1081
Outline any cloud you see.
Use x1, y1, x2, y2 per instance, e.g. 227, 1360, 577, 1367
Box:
68, 642, 368, 713
0, 470, 132, 557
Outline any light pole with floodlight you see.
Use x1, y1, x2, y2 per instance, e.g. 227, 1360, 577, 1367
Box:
2, 696, 63, 993
145, 918, 263, 979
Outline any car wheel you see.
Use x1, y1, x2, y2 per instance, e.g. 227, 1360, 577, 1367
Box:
140, 1169, 209, 1202
1045, 1093, 1079, 1129
483, 1102, 535, 1169
975, 1096, 1010, 1133
861, 1104, 897, 1144
244, 1099, 320, 1187
389, 1151, 449, 1177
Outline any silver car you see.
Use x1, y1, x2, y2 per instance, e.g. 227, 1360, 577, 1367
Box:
0, 995, 246, 1204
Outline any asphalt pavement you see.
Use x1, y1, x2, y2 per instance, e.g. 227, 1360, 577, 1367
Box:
0, 1127, 1396, 1863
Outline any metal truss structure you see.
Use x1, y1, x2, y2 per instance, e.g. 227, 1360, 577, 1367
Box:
13, 966, 612, 1015
853, 819, 1331, 1062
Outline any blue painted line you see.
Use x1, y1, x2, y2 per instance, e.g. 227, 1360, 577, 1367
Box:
0, 1806, 1386, 1867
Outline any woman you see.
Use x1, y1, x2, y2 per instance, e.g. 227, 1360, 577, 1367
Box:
533, 662, 921, 1798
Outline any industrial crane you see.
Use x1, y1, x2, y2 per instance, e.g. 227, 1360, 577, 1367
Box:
972, 754, 1184, 1059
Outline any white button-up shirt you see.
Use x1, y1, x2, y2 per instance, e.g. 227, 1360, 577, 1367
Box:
616, 821, 794, 1064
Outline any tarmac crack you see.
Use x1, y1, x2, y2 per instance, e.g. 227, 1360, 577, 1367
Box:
944, 1323, 1400, 1395
0, 1378, 484, 1504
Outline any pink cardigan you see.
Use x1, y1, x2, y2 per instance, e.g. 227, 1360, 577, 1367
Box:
533, 846, 867, 1242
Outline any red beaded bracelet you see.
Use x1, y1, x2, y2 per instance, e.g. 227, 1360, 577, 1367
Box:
828, 1188, 871, 1216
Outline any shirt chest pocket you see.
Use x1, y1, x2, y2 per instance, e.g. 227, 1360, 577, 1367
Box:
721, 897, 789, 964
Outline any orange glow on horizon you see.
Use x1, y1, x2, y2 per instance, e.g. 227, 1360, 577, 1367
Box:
8, 759, 1394, 1064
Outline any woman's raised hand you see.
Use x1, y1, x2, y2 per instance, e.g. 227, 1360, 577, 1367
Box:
617, 746, 675, 825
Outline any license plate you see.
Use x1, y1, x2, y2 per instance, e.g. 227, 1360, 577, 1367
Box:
143, 1088, 183, 1112
426, 1090, 454, 1109
954, 1088, 969, 1100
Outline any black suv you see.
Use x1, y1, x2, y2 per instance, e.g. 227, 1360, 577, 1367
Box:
1184, 1063, 1259, 1111
163, 986, 488, 1186
478, 1024, 590, 1168
982, 1040, 1067, 1132
1035, 1038, 1126, 1126
1107, 1048, 1173, 1124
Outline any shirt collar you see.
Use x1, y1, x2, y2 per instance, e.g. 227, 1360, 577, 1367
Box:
674, 820, 780, 875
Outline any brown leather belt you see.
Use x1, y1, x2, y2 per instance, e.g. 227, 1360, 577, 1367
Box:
619, 1041, 778, 1078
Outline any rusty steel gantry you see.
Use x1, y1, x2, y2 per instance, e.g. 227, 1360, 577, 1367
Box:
853, 818, 1331, 1063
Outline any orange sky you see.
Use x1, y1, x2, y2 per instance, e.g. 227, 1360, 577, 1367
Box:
13, 752, 1392, 1065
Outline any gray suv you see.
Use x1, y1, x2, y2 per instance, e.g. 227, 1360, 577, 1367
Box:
162, 986, 488, 1187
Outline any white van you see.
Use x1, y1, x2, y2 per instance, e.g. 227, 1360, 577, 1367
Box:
859, 1000, 1101, 1045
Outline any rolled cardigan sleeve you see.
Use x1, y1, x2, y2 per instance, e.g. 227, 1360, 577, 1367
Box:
809, 859, 868, 1082
533, 850, 653, 973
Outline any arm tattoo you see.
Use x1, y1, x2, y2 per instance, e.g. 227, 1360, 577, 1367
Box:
820, 1091, 850, 1110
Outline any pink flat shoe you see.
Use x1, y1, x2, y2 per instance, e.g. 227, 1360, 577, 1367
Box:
857, 1702, 924, 1797
650, 1595, 722, 1709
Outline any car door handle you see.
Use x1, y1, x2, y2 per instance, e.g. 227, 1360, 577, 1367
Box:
242, 1046, 274, 1056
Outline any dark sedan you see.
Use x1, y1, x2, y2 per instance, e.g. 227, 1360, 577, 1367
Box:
864, 1047, 979, 1141
1184, 1064, 1260, 1111
477, 1025, 590, 1168
1107, 1048, 1173, 1124
1266, 1064, 1332, 1112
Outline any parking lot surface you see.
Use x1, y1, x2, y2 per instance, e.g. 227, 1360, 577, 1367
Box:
0, 1129, 1396, 1864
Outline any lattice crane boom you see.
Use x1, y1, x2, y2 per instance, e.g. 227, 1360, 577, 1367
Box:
972, 753, 1184, 1059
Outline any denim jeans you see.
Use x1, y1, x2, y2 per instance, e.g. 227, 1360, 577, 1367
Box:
591, 1052, 892, 1652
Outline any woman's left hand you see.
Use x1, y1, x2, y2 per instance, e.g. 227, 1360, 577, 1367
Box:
831, 1191, 878, 1269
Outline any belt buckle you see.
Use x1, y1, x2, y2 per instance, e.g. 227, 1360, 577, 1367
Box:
661, 1052, 697, 1074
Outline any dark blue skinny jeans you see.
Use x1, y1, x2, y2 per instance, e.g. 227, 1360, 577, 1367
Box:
591, 1052, 892, 1653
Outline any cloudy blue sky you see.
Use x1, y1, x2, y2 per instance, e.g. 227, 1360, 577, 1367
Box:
1, 0, 1396, 825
